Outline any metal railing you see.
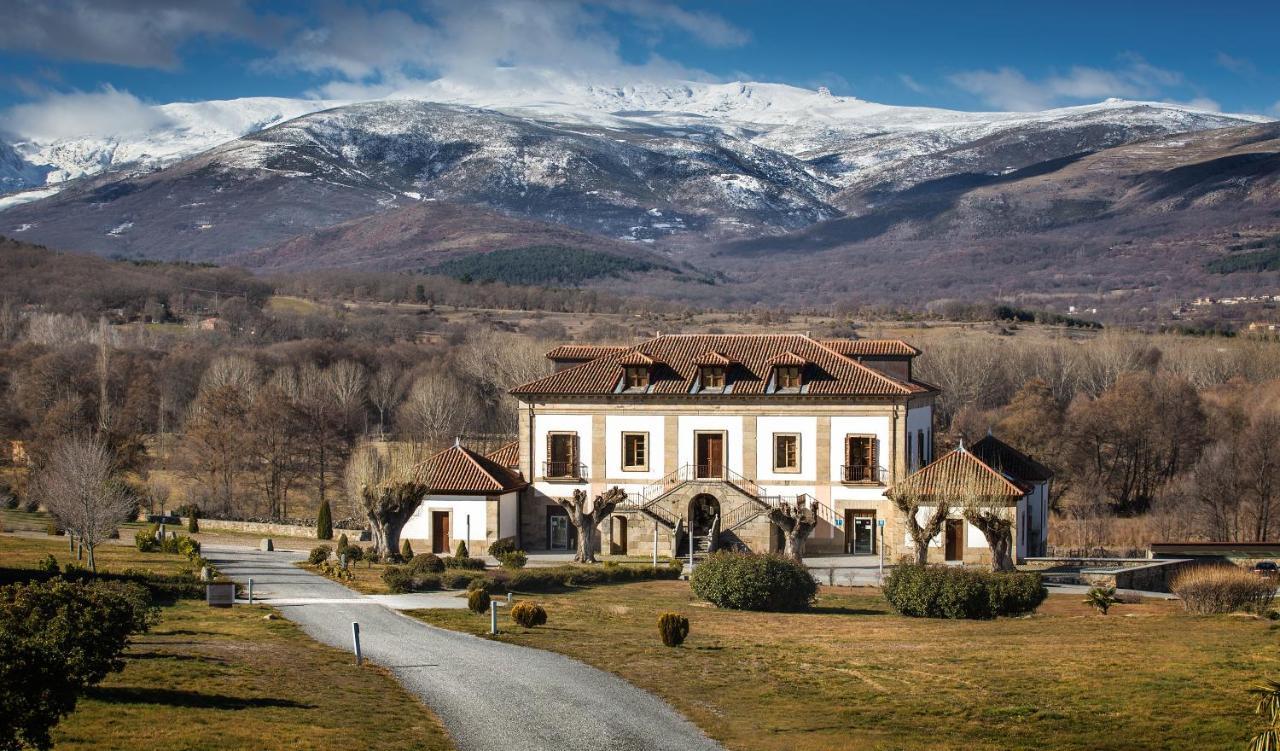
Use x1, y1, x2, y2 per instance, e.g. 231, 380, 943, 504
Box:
541, 461, 586, 480
840, 464, 885, 484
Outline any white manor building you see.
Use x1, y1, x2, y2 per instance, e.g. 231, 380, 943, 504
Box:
401, 334, 1051, 564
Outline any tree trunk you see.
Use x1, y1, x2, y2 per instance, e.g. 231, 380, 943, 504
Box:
767, 498, 818, 562
966, 509, 1016, 572
553, 488, 626, 564
913, 538, 930, 566
87, 543, 96, 574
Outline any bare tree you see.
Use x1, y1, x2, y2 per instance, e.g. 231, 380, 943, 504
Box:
368, 366, 408, 437
325, 360, 368, 434
552, 488, 626, 564
959, 483, 1017, 572
767, 497, 819, 561
35, 437, 134, 573
456, 333, 549, 434
888, 487, 949, 565
400, 369, 476, 448
345, 442, 430, 561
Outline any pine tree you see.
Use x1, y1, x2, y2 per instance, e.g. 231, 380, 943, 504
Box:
187, 506, 199, 533
316, 500, 333, 540
401, 538, 414, 560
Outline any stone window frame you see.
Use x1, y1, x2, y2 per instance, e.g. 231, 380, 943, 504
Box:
772, 432, 801, 474
621, 431, 649, 472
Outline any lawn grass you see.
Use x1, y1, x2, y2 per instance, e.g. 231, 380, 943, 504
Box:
2, 533, 454, 751
51, 600, 453, 751
410, 580, 1280, 751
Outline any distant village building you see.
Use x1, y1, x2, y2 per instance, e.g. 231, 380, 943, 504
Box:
198, 316, 230, 332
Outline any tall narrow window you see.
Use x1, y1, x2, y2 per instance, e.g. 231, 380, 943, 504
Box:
622, 432, 648, 471
917, 431, 927, 467
624, 366, 649, 390
844, 436, 877, 483
546, 432, 580, 479
773, 434, 800, 473
776, 366, 802, 389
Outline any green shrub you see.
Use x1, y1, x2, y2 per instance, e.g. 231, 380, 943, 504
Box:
1171, 565, 1278, 614
498, 550, 528, 569
657, 612, 689, 647
134, 528, 158, 553
454, 540, 469, 559
36, 554, 59, 573
445, 555, 486, 571
408, 554, 444, 575
1084, 584, 1121, 614
342, 545, 364, 563
410, 574, 442, 592
488, 538, 518, 558
308, 546, 332, 566
337, 532, 349, 552
510, 601, 547, 628
187, 506, 199, 534
316, 500, 333, 540
882, 565, 1046, 619
381, 566, 414, 594
690, 552, 817, 612
442, 570, 485, 590
401, 538, 415, 560
467, 588, 491, 614
175, 536, 201, 560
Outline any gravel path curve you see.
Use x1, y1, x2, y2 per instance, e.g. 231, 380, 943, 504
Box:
204, 545, 724, 751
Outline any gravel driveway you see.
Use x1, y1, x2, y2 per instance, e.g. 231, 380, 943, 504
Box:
204, 545, 723, 751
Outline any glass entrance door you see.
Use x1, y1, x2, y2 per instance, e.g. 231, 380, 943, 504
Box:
549, 514, 570, 550
853, 516, 875, 555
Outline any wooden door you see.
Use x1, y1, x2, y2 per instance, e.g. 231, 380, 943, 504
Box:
612, 515, 628, 555
432, 511, 450, 554
696, 433, 724, 478
945, 519, 963, 562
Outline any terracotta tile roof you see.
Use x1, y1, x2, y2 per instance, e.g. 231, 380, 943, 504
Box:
545, 345, 626, 361
693, 351, 731, 366
970, 435, 1054, 483
885, 447, 1029, 501
511, 334, 929, 397
416, 443, 527, 495
766, 351, 807, 367
821, 339, 921, 357
486, 440, 520, 470
617, 351, 656, 366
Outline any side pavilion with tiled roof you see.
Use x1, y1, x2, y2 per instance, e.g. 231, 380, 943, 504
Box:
507, 333, 940, 560
401, 441, 528, 556
884, 440, 1051, 565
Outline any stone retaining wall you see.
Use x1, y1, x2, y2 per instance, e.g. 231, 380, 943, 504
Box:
194, 517, 363, 540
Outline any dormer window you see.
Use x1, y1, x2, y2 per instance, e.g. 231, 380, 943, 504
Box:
624, 366, 650, 390
701, 366, 726, 389
776, 366, 802, 389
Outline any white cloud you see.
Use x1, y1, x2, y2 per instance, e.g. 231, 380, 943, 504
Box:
950, 56, 1193, 111
1215, 52, 1256, 76
1, 86, 172, 141
898, 74, 928, 94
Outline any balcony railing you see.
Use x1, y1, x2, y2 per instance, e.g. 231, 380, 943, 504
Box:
841, 464, 883, 484
542, 461, 586, 480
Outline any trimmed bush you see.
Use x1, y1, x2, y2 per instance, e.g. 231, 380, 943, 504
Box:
445, 555, 486, 571
308, 546, 332, 566
175, 536, 201, 560
498, 550, 528, 570
316, 500, 333, 540
510, 601, 548, 628
381, 566, 414, 594
467, 588, 491, 614
337, 533, 350, 552
442, 570, 486, 590
401, 538, 415, 560
488, 538, 518, 558
134, 528, 158, 553
410, 573, 442, 591
454, 540, 469, 559
690, 552, 817, 612
657, 612, 689, 647
343, 545, 364, 563
1171, 565, 1278, 614
36, 554, 59, 573
882, 564, 1046, 619
408, 553, 445, 575
186, 506, 199, 534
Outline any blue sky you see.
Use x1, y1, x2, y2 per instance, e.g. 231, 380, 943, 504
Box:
1, 0, 1276, 133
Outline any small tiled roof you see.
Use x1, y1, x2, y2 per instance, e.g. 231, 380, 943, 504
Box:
694, 351, 731, 366
885, 447, 1028, 501
766, 351, 807, 366
821, 339, 921, 357
545, 344, 627, 361
617, 350, 656, 366
511, 334, 928, 397
417, 443, 527, 495
486, 440, 520, 470
970, 435, 1054, 483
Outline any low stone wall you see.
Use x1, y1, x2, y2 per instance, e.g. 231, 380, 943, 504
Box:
194, 517, 363, 540
1078, 559, 1198, 593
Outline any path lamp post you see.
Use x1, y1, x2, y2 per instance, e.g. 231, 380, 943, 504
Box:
352, 622, 362, 665
248, 578, 254, 605
489, 599, 508, 635
653, 526, 658, 569
877, 518, 885, 584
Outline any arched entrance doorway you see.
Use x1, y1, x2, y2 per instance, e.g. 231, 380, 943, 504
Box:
688, 494, 721, 538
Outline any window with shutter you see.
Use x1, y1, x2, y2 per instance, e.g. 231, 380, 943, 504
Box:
773, 434, 800, 473
843, 435, 877, 483
546, 433, 580, 479
622, 432, 648, 471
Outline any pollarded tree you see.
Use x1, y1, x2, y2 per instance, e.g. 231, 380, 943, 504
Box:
767, 497, 819, 562
888, 487, 949, 565
345, 442, 430, 562
552, 488, 626, 564
35, 437, 135, 573
959, 483, 1017, 573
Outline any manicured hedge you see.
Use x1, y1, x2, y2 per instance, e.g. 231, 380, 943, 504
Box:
0, 566, 206, 602
882, 564, 1046, 619
689, 552, 817, 612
